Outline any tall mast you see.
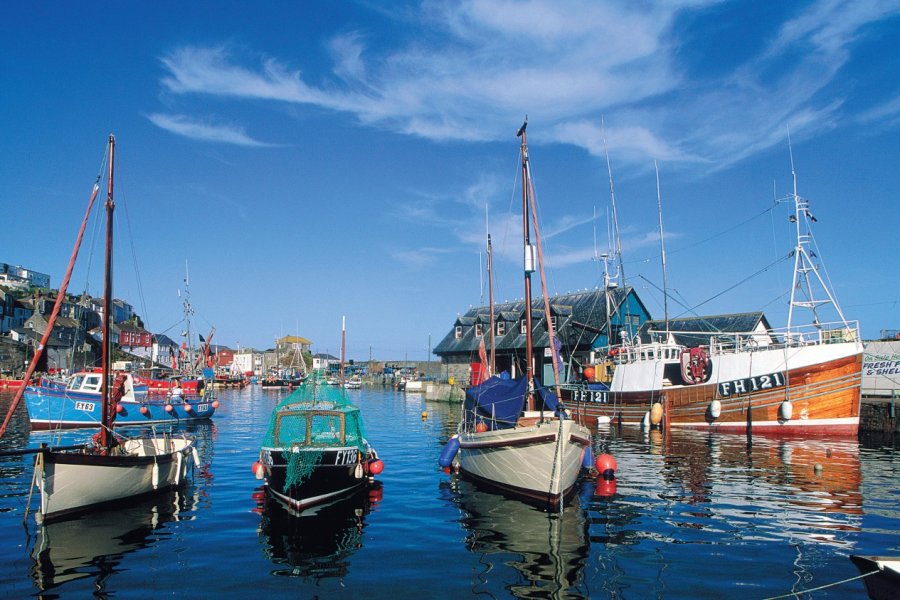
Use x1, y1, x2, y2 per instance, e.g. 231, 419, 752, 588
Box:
100, 134, 115, 450
655, 161, 669, 334
602, 118, 626, 283
340, 315, 346, 384
183, 260, 194, 374
487, 231, 496, 374
785, 139, 848, 330
517, 120, 535, 399
522, 127, 565, 398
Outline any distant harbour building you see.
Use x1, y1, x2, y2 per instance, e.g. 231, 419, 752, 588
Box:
0, 263, 51, 290
233, 347, 263, 376
434, 288, 651, 386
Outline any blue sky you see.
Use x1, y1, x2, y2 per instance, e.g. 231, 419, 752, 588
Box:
2, 1, 899, 360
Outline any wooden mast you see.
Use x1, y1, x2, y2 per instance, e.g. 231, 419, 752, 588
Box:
517, 120, 535, 409
340, 315, 346, 384
487, 232, 495, 375
100, 134, 115, 451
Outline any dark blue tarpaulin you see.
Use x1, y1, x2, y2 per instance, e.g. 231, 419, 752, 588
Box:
464, 376, 564, 430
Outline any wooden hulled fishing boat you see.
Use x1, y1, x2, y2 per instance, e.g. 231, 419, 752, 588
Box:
566, 151, 862, 436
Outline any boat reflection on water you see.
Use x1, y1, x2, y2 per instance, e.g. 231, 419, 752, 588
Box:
255, 481, 383, 579
30, 488, 197, 593
658, 429, 863, 545
452, 479, 590, 598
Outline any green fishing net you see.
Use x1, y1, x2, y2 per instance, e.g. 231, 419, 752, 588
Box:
260, 377, 368, 491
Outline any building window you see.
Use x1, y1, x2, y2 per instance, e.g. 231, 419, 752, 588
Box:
475, 323, 483, 337
455, 325, 462, 339
497, 321, 506, 335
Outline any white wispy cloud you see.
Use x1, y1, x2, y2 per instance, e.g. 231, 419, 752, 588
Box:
153, 1, 900, 168
146, 113, 275, 147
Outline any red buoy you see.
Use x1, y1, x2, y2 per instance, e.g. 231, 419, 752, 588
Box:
595, 477, 617, 497
475, 422, 488, 433
212, 400, 220, 409
368, 459, 384, 475
140, 406, 150, 416
165, 404, 174, 413
583, 366, 596, 380
115, 403, 125, 414
595, 453, 617, 479
183, 403, 193, 412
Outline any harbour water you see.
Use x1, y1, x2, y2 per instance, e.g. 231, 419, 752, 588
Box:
1, 385, 898, 599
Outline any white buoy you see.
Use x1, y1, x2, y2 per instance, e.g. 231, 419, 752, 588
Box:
780, 399, 793, 421
151, 463, 160, 489
596, 415, 612, 427
642, 411, 650, 429
709, 399, 722, 419
354, 463, 364, 479
192, 447, 201, 467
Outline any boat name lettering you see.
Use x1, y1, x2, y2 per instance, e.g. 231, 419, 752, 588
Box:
717, 372, 785, 397
196, 404, 209, 411
335, 448, 357, 465
74, 401, 95, 412
571, 388, 608, 404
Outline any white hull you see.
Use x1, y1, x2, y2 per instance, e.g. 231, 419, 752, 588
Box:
38, 436, 197, 521
458, 419, 590, 508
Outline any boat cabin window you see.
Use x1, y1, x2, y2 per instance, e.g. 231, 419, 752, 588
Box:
83, 375, 102, 392
310, 413, 344, 445
68, 375, 86, 390
274, 413, 308, 446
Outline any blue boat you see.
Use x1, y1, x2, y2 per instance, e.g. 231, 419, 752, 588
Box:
25, 369, 217, 430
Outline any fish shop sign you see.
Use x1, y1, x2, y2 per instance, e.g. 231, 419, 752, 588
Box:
717, 372, 785, 397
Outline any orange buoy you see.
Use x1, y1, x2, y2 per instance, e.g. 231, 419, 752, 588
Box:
368, 459, 384, 475
183, 403, 193, 412
649, 402, 663, 426
475, 421, 488, 433
140, 406, 150, 416
583, 366, 596, 380
165, 404, 174, 413
115, 403, 125, 414
212, 400, 219, 409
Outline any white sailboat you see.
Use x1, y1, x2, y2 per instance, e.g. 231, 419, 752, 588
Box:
1, 135, 197, 522
443, 121, 592, 510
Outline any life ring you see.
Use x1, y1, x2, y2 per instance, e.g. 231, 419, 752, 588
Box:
680, 348, 711, 384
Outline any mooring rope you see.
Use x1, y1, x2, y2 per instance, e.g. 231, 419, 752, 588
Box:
760, 569, 876, 599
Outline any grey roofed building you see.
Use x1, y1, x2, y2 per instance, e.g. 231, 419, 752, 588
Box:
434, 286, 652, 385
637, 312, 775, 348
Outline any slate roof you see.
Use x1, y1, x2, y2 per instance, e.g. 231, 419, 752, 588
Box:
637, 312, 773, 347
434, 287, 639, 357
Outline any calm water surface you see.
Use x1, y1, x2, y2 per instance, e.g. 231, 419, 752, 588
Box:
1, 385, 898, 599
